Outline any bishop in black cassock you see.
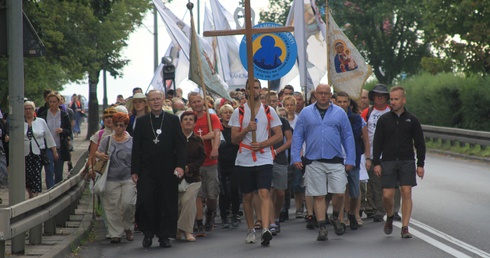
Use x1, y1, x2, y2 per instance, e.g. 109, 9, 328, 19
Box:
131, 90, 186, 248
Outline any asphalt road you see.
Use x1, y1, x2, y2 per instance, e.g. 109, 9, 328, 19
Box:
75, 154, 490, 258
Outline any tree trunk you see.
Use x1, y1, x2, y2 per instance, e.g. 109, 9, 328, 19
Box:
86, 70, 101, 140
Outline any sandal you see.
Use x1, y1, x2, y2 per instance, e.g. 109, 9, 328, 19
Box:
254, 220, 262, 230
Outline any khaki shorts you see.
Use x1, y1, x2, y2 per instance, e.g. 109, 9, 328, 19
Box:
272, 163, 288, 190
305, 161, 347, 196
198, 165, 220, 199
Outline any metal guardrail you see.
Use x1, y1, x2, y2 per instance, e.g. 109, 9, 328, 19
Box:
0, 124, 487, 256
0, 150, 88, 256
422, 125, 490, 149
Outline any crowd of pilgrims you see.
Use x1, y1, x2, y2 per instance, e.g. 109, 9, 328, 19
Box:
79, 84, 395, 248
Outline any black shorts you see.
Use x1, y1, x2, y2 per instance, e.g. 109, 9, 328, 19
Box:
380, 160, 417, 188
236, 165, 273, 193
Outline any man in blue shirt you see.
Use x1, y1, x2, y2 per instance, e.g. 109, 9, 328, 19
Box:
291, 84, 356, 241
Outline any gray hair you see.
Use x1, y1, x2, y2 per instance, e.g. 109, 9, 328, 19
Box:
24, 101, 36, 109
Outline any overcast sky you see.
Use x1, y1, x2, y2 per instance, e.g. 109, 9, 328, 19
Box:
60, 0, 271, 104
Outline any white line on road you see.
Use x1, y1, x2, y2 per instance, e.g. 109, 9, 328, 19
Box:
409, 219, 490, 258
390, 219, 490, 258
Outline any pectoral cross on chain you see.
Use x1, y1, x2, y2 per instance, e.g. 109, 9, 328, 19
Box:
153, 138, 159, 144
202, 0, 293, 142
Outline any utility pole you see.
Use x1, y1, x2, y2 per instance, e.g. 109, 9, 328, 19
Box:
154, 6, 158, 71
7, 0, 26, 253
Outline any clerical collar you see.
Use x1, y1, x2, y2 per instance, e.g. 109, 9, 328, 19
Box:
151, 111, 164, 118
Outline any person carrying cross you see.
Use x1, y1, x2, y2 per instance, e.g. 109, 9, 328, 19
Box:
230, 78, 283, 246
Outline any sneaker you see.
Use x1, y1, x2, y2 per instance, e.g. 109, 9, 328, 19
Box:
195, 225, 206, 237
306, 215, 316, 230
317, 227, 328, 241
401, 226, 412, 238
348, 213, 358, 230
394, 212, 402, 221
204, 217, 215, 232
261, 229, 272, 246
275, 222, 281, 233
205, 210, 216, 231
222, 218, 230, 229
384, 216, 394, 235
373, 214, 384, 222
364, 209, 375, 218
296, 210, 304, 219
231, 215, 240, 228
279, 209, 287, 222
357, 218, 364, 227
331, 217, 345, 236
270, 226, 277, 236
246, 229, 256, 244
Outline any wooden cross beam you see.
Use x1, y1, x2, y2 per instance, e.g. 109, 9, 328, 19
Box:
203, 0, 294, 142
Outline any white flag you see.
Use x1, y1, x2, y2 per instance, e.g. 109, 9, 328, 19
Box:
280, 0, 328, 92
328, 12, 372, 99
209, 0, 248, 90
152, 0, 215, 72
149, 63, 164, 92
188, 5, 231, 101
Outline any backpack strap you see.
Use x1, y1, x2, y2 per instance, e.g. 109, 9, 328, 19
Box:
366, 106, 374, 121
237, 104, 276, 161
238, 106, 245, 132
97, 129, 105, 146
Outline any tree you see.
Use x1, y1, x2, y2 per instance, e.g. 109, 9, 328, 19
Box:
422, 0, 490, 75
260, 0, 431, 85
329, 0, 431, 85
23, 0, 150, 138
259, 0, 292, 25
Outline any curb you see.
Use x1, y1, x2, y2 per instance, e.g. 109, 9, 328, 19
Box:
41, 183, 94, 258
428, 148, 490, 164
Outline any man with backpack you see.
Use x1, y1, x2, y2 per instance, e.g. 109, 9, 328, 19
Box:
361, 84, 401, 222
230, 79, 283, 246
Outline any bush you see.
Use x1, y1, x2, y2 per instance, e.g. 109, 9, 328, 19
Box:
403, 73, 465, 127
459, 76, 490, 131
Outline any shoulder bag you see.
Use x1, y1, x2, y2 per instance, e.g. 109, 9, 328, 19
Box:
32, 135, 50, 165
93, 136, 112, 175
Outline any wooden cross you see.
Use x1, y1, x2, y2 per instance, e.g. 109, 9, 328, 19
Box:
203, 0, 294, 142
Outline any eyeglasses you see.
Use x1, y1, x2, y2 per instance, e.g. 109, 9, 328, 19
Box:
114, 123, 126, 128
148, 98, 163, 102
316, 91, 331, 96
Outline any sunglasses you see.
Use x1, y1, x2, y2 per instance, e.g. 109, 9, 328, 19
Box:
114, 123, 126, 128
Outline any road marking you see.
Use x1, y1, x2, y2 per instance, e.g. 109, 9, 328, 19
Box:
391, 219, 490, 258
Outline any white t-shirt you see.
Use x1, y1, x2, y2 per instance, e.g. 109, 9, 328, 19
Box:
366, 105, 391, 156
229, 103, 282, 167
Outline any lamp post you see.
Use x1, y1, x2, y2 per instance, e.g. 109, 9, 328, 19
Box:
162, 56, 175, 97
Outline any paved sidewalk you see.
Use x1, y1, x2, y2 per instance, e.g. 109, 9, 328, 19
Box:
1, 122, 95, 258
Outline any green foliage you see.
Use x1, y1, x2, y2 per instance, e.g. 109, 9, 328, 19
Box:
420, 57, 453, 75
259, 0, 292, 25
422, 0, 490, 75
459, 76, 490, 130
403, 73, 490, 131
403, 73, 464, 127
330, 0, 431, 85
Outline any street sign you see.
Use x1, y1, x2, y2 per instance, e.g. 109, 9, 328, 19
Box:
0, 7, 46, 57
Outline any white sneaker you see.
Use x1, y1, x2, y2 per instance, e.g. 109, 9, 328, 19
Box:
245, 229, 256, 243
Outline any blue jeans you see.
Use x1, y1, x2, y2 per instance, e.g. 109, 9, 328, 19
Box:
45, 148, 64, 189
